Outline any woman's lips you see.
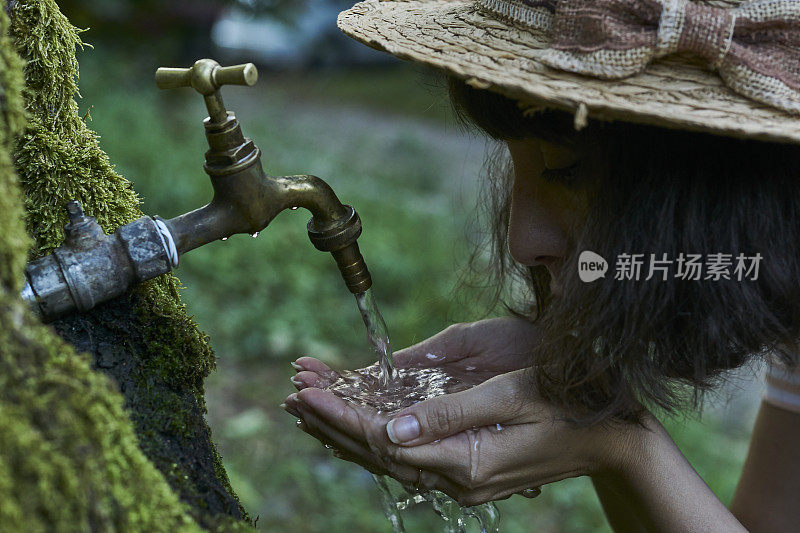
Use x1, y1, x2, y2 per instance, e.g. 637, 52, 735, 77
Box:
536, 257, 562, 281
535, 257, 563, 295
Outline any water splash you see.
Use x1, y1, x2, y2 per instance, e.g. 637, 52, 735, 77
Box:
373, 474, 406, 532
372, 474, 500, 533
328, 365, 466, 415
355, 289, 395, 387
327, 367, 500, 533
346, 291, 500, 531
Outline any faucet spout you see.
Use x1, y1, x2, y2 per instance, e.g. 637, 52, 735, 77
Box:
275, 175, 372, 294
162, 170, 372, 294
273, 174, 349, 228
157, 58, 373, 295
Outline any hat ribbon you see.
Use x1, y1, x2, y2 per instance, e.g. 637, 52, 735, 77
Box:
533, 0, 800, 115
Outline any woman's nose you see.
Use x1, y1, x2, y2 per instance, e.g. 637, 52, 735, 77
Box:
507, 177, 568, 267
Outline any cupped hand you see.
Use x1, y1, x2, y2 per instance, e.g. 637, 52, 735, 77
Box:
285, 369, 629, 506
289, 317, 543, 391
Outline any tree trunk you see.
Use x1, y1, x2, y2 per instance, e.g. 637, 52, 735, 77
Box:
0, 1, 251, 530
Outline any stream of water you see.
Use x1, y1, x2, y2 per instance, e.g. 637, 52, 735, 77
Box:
355, 290, 396, 387
373, 474, 501, 533
338, 289, 500, 533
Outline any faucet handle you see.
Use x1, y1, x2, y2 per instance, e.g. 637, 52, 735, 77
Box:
155, 59, 258, 96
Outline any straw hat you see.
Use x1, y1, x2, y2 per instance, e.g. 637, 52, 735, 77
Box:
338, 0, 800, 144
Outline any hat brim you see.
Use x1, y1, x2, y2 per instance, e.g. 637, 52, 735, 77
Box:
339, 0, 800, 145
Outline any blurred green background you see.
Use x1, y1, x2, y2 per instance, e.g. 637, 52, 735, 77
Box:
57, 1, 762, 531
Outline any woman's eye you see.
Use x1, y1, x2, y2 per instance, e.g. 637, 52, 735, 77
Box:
541, 163, 579, 186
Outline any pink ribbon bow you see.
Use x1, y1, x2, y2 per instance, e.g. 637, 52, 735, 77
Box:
538, 0, 800, 115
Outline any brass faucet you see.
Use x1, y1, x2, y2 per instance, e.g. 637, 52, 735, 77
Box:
22, 59, 372, 321
155, 59, 371, 292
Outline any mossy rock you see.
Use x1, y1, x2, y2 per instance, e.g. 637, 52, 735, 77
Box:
0, 0, 252, 529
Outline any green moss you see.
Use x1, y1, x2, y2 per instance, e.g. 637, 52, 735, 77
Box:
0, 2, 203, 530
0, 0, 250, 528
8, 0, 213, 403
0, 0, 28, 292
0, 302, 200, 532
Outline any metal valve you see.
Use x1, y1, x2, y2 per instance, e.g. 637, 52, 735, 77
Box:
155, 59, 257, 95
155, 59, 258, 123
23, 201, 177, 321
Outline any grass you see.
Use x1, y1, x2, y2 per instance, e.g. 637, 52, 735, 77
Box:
74, 49, 759, 532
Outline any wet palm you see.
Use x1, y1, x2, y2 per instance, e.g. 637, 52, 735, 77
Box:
291, 317, 542, 391
283, 317, 547, 500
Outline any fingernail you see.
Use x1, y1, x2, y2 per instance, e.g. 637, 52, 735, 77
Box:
281, 402, 300, 417
386, 415, 420, 444
290, 377, 303, 387
291, 362, 304, 371
279, 403, 287, 409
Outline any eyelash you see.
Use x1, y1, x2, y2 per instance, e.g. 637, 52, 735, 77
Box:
541, 164, 579, 185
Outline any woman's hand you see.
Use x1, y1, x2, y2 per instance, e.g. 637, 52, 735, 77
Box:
284, 318, 748, 531
286, 365, 629, 506
283, 318, 620, 506
290, 317, 543, 392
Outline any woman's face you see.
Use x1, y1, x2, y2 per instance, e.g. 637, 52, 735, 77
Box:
506, 139, 587, 295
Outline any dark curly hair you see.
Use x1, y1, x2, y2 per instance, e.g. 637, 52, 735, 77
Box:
449, 76, 800, 425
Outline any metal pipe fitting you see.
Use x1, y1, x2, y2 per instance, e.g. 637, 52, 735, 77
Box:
163, 172, 372, 294
307, 206, 371, 294
23, 201, 177, 321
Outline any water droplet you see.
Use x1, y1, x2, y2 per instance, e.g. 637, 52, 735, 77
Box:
496, 424, 502, 431
221, 237, 228, 241
251, 232, 259, 238
291, 206, 299, 210
465, 366, 476, 371
425, 353, 444, 361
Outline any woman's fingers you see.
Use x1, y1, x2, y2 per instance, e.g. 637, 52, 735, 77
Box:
294, 357, 340, 379
387, 425, 529, 488
385, 370, 535, 446
295, 369, 537, 450
392, 323, 475, 368
289, 392, 392, 477
296, 387, 385, 445
393, 318, 541, 370
289, 386, 555, 506
291, 370, 332, 390
293, 398, 464, 496
293, 401, 387, 471
386, 432, 472, 472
